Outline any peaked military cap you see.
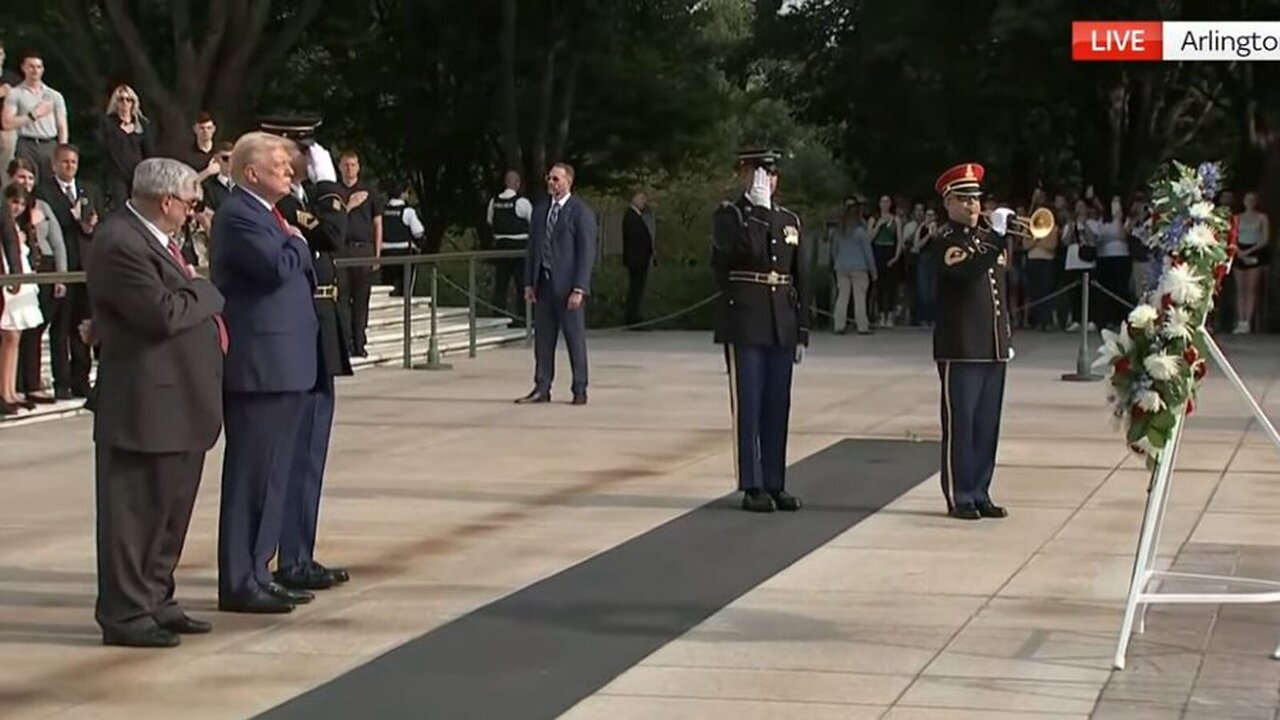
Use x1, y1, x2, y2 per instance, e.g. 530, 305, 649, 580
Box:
737, 148, 783, 173
935, 162, 985, 198
258, 115, 322, 141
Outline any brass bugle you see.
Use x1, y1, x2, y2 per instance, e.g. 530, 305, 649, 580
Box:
980, 206, 1055, 239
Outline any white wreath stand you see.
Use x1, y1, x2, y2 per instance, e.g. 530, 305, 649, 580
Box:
1113, 331, 1280, 670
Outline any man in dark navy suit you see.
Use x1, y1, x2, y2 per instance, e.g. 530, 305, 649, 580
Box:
211, 131, 320, 613
516, 162, 597, 405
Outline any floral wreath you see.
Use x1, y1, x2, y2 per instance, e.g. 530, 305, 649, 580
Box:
1094, 161, 1237, 466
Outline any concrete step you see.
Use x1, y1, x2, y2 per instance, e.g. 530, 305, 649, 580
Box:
351, 327, 527, 370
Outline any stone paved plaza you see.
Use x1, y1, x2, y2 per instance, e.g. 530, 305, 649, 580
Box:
3, 329, 1280, 719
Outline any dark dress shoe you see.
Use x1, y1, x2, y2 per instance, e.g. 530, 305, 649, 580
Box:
28, 394, 56, 405
741, 489, 775, 513
769, 490, 802, 511
218, 589, 295, 614
54, 388, 73, 400
515, 390, 551, 404
571, 394, 587, 406
312, 561, 349, 584
275, 564, 335, 591
949, 504, 982, 521
265, 581, 314, 604
159, 614, 212, 634
977, 502, 1009, 518
103, 626, 180, 648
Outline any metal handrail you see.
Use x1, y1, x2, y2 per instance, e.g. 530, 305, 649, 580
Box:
0, 248, 530, 371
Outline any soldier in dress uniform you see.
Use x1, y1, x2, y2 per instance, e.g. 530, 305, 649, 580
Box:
262, 116, 353, 590
932, 162, 1015, 521
711, 149, 813, 513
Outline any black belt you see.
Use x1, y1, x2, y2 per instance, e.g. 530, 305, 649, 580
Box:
19, 136, 57, 144
728, 270, 792, 286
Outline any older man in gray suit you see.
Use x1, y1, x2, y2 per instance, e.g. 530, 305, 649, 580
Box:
516, 162, 597, 405
87, 157, 225, 648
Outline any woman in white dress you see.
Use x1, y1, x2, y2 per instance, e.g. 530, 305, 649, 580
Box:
1, 184, 44, 411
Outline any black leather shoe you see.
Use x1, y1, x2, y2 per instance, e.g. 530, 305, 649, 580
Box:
275, 564, 335, 591
265, 582, 313, 604
769, 490, 802, 511
741, 489, 774, 513
571, 394, 587, 406
159, 614, 212, 634
515, 390, 550, 404
218, 588, 295, 614
977, 502, 1009, 518
949, 504, 982, 521
103, 626, 180, 648
312, 561, 349, 584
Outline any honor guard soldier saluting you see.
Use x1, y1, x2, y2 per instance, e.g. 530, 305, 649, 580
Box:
711, 149, 812, 513
262, 116, 353, 591
933, 162, 1014, 521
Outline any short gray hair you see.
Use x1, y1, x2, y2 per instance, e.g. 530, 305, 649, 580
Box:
231, 131, 291, 186
132, 158, 200, 201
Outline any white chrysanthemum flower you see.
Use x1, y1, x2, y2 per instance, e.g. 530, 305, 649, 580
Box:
1182, 223, 1217, 252
1132, 436, 1158, 457
1136, 390, 1164, 412
1094, 327, 1132, 369
1189, 201, 1215, 220
1172, 177, 1202, 202
1162, 307, 1194, 341
1144, 353, 1182, 381
1160, 264, 1205, 305
1127, 304, 1159, 331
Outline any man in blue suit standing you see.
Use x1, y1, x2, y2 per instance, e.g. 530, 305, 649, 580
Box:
211, 131, 319, 614
516, 162, 597, 405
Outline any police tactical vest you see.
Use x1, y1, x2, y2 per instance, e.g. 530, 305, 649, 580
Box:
491, 196, 529, 237
382, 205, 413, 249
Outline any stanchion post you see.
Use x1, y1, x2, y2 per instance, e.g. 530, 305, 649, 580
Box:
402, 260, 413, 370
418, 264, 452, 370
468, 257, 477, 358
1062, 272, 1102, 382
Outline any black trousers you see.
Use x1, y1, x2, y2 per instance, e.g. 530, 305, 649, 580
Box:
49, 285, 91, 395
726, 343, 794, 491
341, 242, 375, 353
938, 361, 1006, 511
95, 444, 205, 633
381, 247, 414, 296
532, 270, 588, 397
491, 259, 526, 317
625, 264, 649, 326
16, 260, 56, 394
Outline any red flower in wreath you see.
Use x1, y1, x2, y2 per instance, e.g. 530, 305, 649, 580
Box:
1131, 405, 1146, 421
1115, 356, 1131, 374
1228, 214, 1240, 255
1186, 398, 1196, 416
1193, 360, 1208, 379
1184, 347, 1199, 364
1161, 293, 1174, 310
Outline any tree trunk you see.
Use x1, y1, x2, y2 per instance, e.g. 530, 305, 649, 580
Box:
498, 0, 523, 173
549, 52, 581, 165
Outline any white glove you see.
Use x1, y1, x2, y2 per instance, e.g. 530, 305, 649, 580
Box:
794, 345, 805, 365
990, 207, 1015, 236
307, 142, 338, 184
745, 167, 772, 208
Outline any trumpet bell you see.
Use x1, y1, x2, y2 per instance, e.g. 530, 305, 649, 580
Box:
1025, 207, 1055, 239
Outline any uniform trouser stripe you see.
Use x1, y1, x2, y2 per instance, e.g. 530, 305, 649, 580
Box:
726, 344, 741, 489
940, 361, 956, 511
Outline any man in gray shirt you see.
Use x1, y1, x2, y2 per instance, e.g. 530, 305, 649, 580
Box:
2, 50, 68, 183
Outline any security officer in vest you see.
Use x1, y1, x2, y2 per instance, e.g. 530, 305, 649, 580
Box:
711, 149, 813, 513
487, 170, 532, 316
380, 181, 425, 297
261, 116, 353, 590
932, 162, 1013, 521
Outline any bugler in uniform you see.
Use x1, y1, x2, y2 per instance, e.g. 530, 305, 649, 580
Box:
263, 116, 353, 590
711, 149, 813, 513
932, 162, 1013, 521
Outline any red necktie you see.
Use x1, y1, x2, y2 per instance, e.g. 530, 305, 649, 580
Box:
167, 238, 228, 354
272, 206, 290, 231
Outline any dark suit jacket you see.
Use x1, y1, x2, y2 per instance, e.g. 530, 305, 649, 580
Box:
202, 175, 234, 212
87, 209, 225, 453
622, 206, 654, 269
524, 194, 597, 297
36, 177, 101, 272
210, 187, 318, 394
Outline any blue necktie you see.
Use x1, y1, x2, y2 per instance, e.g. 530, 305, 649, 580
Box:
542, 202, 560, 270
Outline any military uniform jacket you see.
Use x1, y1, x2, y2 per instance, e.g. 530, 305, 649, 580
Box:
711, 196, 812, 347
932, 220, 1012, 362
278, 180, 353, 380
